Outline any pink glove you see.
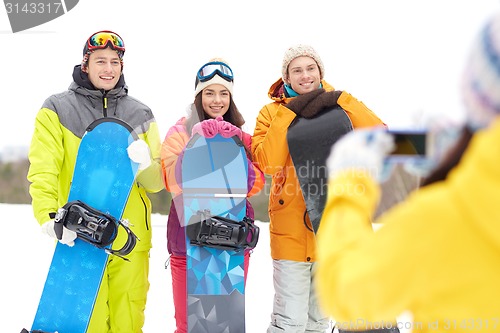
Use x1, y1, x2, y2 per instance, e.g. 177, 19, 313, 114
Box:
191, 116, 242, 140
217, 119, 242, 139
191, 118, 219, 138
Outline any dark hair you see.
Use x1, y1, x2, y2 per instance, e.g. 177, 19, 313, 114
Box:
421, 126, 474, 187
185, 92, 245, 134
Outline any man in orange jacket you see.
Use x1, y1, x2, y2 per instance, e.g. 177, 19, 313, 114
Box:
252, 44, 390, 332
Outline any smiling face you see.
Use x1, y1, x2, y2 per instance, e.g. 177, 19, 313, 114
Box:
285, 56, 321, 95
201, 84, 231, 118
84, 48, 122, 90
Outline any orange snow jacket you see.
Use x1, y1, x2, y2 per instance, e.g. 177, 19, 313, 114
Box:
252, 78, 385, 262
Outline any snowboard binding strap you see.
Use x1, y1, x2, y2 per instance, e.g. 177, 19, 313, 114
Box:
186, 209, 259, 251
54, 200, 138, 261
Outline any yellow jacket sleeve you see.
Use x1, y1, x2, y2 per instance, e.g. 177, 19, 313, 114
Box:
317, 171, 439, 324
27, 108, 78, 225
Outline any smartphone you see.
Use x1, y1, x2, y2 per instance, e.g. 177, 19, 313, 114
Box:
387, 129, 427, 158
377, 129, 430, 217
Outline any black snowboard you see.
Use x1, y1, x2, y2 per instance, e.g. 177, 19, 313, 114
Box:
287, 106, 353, 233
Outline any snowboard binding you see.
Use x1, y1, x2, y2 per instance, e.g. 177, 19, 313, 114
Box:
54, 200, 138, 260
186, 209, 259, 251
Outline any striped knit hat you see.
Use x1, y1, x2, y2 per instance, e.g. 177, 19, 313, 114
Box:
462, 13, 500, 130
282, 44, 325, 81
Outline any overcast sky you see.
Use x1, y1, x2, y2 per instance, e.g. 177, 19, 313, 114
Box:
1, 0, 499, 151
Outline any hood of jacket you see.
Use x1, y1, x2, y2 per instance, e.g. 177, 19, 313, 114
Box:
72, 64, 126, 92
65, 65, 130, 121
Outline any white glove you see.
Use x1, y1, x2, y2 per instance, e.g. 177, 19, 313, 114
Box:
327, 128, 395, 182
127, 139, 151, 170
41, 220, 77, 247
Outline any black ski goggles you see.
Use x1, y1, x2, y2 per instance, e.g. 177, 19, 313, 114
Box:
196, 61, 234, 83
86, 30, 125, 53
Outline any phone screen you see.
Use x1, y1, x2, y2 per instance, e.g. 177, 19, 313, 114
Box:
389, 130, 427, 156
378, 130, 430, 218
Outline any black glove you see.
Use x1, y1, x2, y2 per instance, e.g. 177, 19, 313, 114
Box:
301, 90, 343, 119
286, 88, 325, 116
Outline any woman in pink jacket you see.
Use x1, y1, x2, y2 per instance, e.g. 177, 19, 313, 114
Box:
160, 58, 264, 333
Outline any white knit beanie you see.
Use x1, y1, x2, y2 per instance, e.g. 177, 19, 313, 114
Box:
194, 58, 234, 97
282, 44, 325, 81
462, 12, 500, 130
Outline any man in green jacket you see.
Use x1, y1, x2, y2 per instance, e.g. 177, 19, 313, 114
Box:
27, 30, 163, 332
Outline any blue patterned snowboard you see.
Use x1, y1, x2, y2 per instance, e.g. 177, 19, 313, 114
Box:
29, 118, 139, 333
181, 133, 248, 333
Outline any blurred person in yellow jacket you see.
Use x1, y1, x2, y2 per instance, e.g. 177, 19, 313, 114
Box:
317, 12, 500, 332
27, 30, 164, 332
252, 44, 387, 332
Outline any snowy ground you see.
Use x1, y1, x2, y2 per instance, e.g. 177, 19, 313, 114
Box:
3, 203, 410, 332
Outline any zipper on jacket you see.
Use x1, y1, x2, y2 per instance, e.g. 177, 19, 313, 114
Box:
139, 189, 150, 231
101, 90, 108, 117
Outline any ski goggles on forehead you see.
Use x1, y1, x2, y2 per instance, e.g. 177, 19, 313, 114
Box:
87, 31, 125, 52
197, 61, 234, 83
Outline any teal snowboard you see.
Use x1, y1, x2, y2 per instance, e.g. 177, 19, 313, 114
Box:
26, 117, 139, 333
181, 133, 249, 333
